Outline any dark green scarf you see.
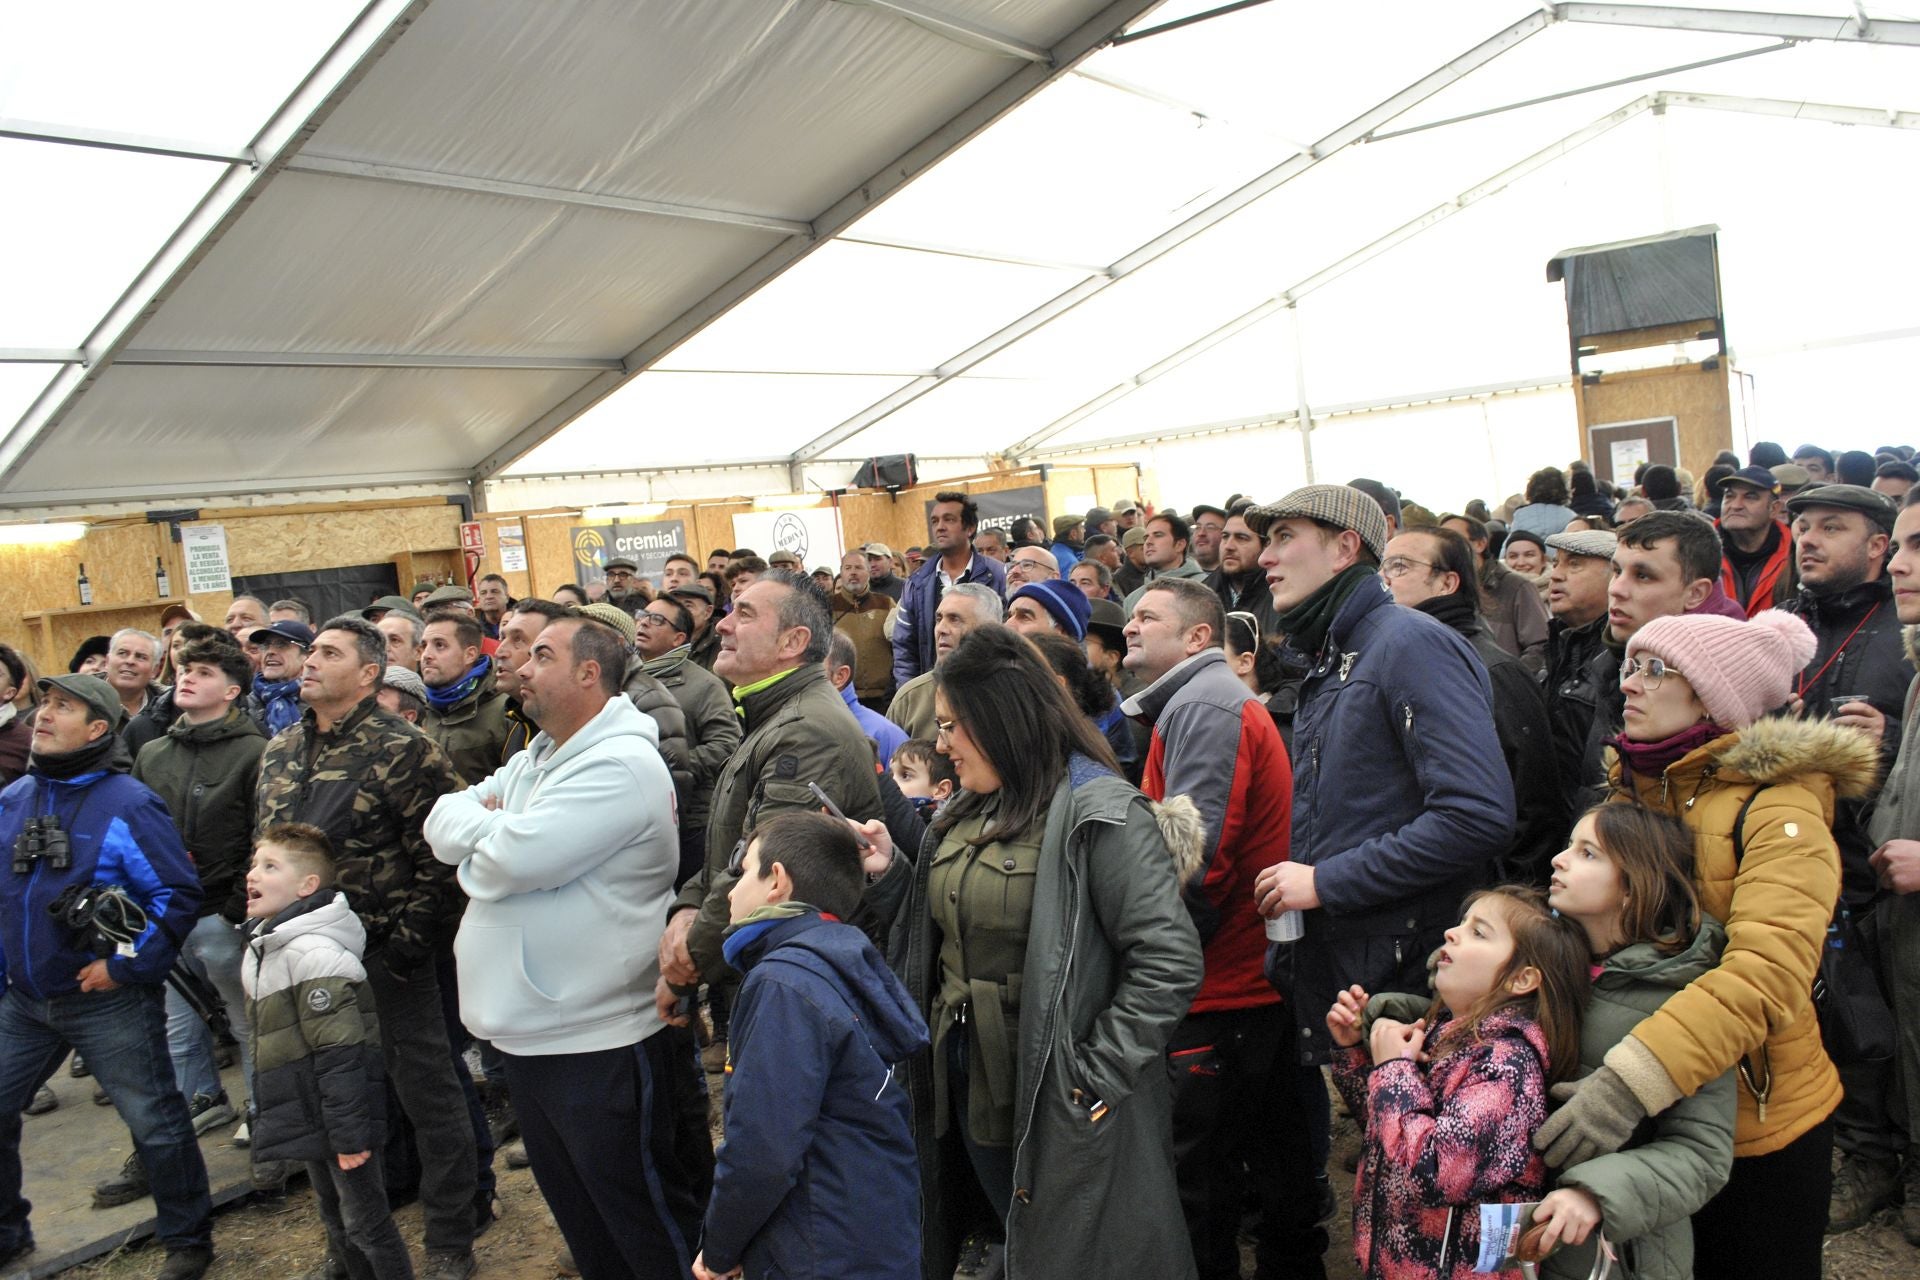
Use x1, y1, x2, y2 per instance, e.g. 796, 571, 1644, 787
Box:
1277, 563, 1378, 658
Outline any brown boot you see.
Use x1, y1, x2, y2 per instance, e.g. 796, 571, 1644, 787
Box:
1829, 1153, 1899, 1233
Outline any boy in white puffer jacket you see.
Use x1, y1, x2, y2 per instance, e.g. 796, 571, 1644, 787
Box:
243, 823, 412, 1280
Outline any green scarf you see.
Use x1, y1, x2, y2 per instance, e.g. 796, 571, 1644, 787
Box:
641, 643, 691, 680
1276, 562, 1378, 658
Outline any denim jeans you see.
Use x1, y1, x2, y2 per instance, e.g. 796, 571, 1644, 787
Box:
364, 961, 476, 1255
164, 914, 252, 1105
0, 982, 212, 1252
308, 1156, 415, 1280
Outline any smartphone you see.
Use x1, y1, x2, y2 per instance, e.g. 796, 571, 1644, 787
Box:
808, 782, 873, 850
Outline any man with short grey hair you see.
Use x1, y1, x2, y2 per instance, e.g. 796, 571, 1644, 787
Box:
885, 581, 1003, 738
107, 628, 165, 724
267, 599, 311, 624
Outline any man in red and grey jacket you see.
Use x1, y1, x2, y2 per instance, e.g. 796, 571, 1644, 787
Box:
1122, 576, 1328, 1280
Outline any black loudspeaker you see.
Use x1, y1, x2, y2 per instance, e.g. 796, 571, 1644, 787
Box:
852, 454, 918, 492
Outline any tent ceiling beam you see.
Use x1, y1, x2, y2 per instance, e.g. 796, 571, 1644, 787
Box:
0, 0, 431, 489
1005, 85, 1920, 460
471, 0, 1167, 482
839, 0, 1051, 62
0, 470, 472, 509
837, 234, 1108, 274
0, 117, 254, 165
1006, 93, 1656, 457
0, 350, 83, 365
1553, 3, 1920, 46
786, 7, 1557, 463
282, 154, 814, 236
111, 349, 627, 372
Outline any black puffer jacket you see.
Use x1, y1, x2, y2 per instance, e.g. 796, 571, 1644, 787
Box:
133, 706, 266, 922
622, 656, 693, 801
1546, 614, 1613, 811
1782, 576, 1909, 906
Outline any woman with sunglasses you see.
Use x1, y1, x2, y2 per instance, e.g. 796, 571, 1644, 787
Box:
860, 623, 1201, 1280
1535, 608, 1876, 1279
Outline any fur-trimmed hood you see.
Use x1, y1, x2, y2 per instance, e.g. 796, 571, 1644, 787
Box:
1707, 713, 1881, 800
1903, 622, 1920, 668
1149, 793, 1206, 886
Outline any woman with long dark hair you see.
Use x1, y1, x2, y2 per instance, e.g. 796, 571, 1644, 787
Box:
862, 624, 1201, 1280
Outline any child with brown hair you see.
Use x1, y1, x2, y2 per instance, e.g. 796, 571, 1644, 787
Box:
243, 823, 411, 1280
1327, 886, 1589, 1279
1534, 805, 1734, 1279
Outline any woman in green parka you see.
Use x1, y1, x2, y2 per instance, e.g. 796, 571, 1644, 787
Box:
1535, 804, 1736, 1280
861, 624, 1203, 1280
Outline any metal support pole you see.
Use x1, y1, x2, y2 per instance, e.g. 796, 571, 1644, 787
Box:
1290, 303, 1315, 483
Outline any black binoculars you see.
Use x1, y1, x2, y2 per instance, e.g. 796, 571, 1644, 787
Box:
12, 816, 70, 875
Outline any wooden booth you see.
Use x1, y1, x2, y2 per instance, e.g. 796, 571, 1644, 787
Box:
1548, 226, 1735, 486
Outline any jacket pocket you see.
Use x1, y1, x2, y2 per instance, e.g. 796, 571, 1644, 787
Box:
454, 922, 560, 1028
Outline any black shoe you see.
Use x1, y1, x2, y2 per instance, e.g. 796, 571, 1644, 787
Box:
24, 1085, 57, 1117
422, 1250, 476, 1280
157, 1244, 213, 1280
69, 1053, 89, 1079
91, 1151, 150, 1209
212, 1042, 236, 1071
1314, 1172, 1338, 1226
0, 1235, 33, 1268
92, 1083, 112, 1106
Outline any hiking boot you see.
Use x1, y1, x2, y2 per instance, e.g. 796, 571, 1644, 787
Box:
953, 1232, 1006, 1279
24, 1085, 57, 1117
422, 1249, 476, 1280
251, 1157, 293, 1196
1828, 1153, 1899, 1233
157, 1244, 213, 1280
91, 1152, 150, 1209
188, 1090, 236, 1137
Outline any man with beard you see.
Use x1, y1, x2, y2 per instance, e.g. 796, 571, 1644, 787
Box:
601, 558, 651, 619
1207, 507, 1279, 641
1190, 504, 1228, 575
892, 492, 1008, 687
830, 549, 895, 713
419, 609, 510, 787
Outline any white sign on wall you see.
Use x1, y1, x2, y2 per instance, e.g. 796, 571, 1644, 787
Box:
729, 508, 845, 574
182, 525, 231, 594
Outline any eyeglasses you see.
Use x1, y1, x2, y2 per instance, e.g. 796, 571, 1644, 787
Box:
1620, 655, 1684, 690
933, 717, 960, 742
1011, 559, 1057, 578
635, 613, 673, 627
1380, 556, 1438, 580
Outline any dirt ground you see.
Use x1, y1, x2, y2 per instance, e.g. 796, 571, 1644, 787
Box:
55, 1075, 1920, 1279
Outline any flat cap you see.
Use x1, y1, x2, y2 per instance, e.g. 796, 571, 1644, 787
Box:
1714, 464, 1779, 495
1084, 506, 1113, 528
35, 673, 123, 730
572, 602, 637, 647
1786, 483, 1897, 533
1243, 484, 1390, 562
425, 584, 473, 605
1121, 526, 1149, 549
362, 595, 422, 622
667, 582, 714, 606
381, 665, 428, 702
1052, 514, 1083, 536
1545, 529, 1618, 561
1770, 462, 1811, 490
603, 557, 639, 573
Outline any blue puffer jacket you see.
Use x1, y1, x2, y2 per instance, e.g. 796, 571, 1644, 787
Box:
890, 552, 1007, 687
1269, 579, 1514, 1062
704, 910, 928, 1279
0, 767, 201, 997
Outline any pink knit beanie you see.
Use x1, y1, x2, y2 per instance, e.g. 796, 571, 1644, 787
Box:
1625, 609, 1817, 728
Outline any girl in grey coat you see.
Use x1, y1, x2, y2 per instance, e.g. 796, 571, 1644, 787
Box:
1539, 805, 1736, 1280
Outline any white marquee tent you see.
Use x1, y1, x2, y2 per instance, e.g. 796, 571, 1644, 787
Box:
4, 1, 1918, 517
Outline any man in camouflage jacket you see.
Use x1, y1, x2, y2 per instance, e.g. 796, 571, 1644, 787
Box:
255, 615, 479, 1280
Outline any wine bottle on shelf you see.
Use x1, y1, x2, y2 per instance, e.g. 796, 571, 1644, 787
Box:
155, 556, 171, 598
77, 563, 92, 606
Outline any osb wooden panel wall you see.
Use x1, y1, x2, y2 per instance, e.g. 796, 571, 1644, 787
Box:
0, 501, 464, 674
1576, 362, 1733, 479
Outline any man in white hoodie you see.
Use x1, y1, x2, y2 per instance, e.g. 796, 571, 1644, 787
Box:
425, 615, 705, 1279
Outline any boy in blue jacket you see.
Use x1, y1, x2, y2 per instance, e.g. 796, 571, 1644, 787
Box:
0, 674, 213, 1279
695, 812, 927, 1280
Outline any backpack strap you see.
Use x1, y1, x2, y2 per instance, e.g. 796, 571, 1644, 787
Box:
1730, 785, 1770, 869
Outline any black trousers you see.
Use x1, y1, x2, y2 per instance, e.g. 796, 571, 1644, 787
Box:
1169, 1002, 1328, 1280
1692, 1116, 1833, 1280
503, 1030, 710, 1280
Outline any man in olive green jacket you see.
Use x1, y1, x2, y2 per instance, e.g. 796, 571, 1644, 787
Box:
419, 609, 510, 786
658, 572, 882, 997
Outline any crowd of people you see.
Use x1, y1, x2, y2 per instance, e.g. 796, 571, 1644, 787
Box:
0, 439, 1916, 1280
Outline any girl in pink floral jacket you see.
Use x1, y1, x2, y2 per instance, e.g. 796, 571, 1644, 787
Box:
1329, 887, 1589, 1280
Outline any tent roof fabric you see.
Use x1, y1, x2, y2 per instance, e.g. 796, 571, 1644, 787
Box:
3, 2, 1920, 510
